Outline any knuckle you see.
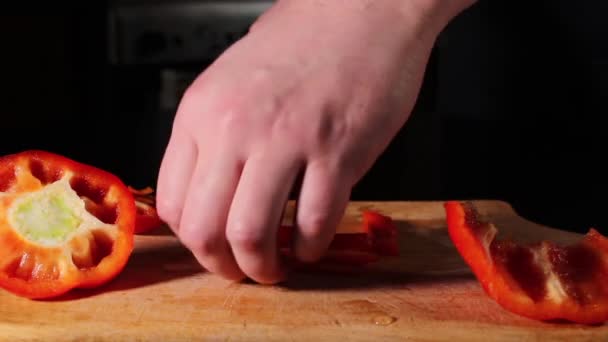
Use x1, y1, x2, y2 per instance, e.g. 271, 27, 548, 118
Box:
218, 107, 246, 134
179, 225, 224, 257
244, 259, 284, 285
155, 200, 181, 227
295, 211, 336, 264
176, 83, 203, 115
309, 112, 352, 152
176, 81, 245, 130
251, 67, 273, 85
227, 220, 267, 254
324, 115, 349, 142
191, 237, 224, 258
181, 82, 199, 103
298, 211, 332, 239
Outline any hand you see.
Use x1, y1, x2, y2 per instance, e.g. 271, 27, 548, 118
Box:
156, 0, 474, 284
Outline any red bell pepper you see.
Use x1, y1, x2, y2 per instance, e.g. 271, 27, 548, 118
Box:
278, 210, 399, 266
0, 150, 136, 299
445, 201, 608, 324
127, 186, 164, 234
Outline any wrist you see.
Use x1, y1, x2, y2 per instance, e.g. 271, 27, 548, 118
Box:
269, 0, 477, 40
376, 0, 477, 40
407, 0, 478, 33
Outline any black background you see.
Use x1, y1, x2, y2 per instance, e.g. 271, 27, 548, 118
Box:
1, 1, 606, 234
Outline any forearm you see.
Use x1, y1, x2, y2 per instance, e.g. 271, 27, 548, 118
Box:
413, 0, 479, 29
262, 0, 477, 40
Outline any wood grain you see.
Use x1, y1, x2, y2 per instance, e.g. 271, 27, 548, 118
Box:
1, 201, 606, 341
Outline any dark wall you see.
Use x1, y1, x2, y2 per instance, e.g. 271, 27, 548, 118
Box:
435, 0, 607, 232
0, 2, 606, 233
0, 9, 154, 188
0, 10, 116, 171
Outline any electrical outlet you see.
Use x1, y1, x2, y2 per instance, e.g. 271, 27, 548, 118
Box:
108, 1, 274, 65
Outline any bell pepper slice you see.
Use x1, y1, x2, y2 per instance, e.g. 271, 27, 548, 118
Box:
0, 150, 136, 299
445, 201, 608, 324
278, 210, 399, 266
127, 186, 164, 234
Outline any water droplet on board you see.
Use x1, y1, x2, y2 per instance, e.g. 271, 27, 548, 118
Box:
372, 315, 397, 326
341, 300, 398, 326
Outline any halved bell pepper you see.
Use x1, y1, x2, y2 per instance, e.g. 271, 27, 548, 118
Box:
0, 150, 136, 299
278, 210, 399, 266
128, 186, 164, 234
445, 201, 608, 324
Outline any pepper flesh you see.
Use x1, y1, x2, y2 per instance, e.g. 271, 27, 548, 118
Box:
278, 210, 399, 266
0, 150, 136, 299
128, 186, 164, 234
445, 201, 608, 324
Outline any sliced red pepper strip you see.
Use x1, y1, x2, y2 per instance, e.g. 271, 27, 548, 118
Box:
445, 201, 608, 324
0, 150, 136, 299
277, 210, 399, 266
127, 186, 164, 234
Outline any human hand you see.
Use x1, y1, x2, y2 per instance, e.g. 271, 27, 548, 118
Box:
156, 0, 475, 284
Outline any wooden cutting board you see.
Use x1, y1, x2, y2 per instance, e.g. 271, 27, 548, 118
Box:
1, 200, 606, 341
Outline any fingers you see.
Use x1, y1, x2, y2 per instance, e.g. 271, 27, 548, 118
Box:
226, 150, 303, 284
293, 160, 351, 263
178, 152, 245, 281
156, 127, 197, 232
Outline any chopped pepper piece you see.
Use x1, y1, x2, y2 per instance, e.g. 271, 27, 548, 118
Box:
128, 186, 164, 234
445, 201, 608, 324
0, 150, 136, 299
278, 210, 399, 266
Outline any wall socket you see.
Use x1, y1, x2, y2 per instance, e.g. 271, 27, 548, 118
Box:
108, 1, 274, 65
